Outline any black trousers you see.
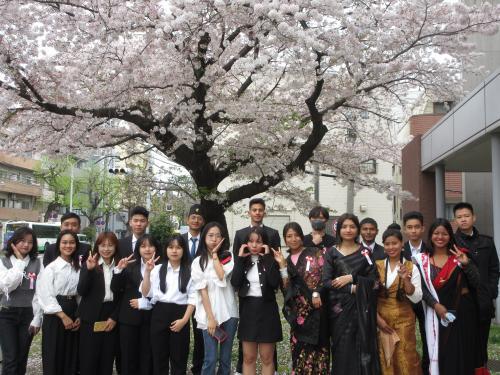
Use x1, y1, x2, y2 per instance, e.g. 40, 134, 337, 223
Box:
0, 306, 34, 375
120, 320, 153, 375
79, 302, 117, 375
478, 318, 492, 366
42, 296, 79, 375
414, 303, 429, 375
150, 302, 190, 375
191, 315, 204, 375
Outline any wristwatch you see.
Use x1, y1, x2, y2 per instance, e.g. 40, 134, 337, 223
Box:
312, 292, 320, 298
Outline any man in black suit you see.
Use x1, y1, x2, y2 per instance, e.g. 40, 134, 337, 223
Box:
233, 198, 281, 375
118, 206, 149, 259
402, 210, 429, 375
43, 212, 91, 267
181, 204, 205, 375
360, 217, 385, 261
114, 205, 149, 374
453, 202, 499, 373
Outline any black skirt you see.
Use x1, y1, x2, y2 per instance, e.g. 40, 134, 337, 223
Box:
42, 295, 79, 375
238, 296, 282, 343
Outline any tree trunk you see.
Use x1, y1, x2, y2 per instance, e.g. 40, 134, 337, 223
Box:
199, 199, 229, 242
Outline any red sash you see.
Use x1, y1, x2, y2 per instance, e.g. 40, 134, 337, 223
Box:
431, 248, 468, 290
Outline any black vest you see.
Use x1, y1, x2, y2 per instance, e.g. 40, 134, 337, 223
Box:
0, 256, 41, 307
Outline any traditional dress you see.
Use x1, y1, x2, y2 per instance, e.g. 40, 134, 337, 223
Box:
322, 245, 380, 375
415, 251, 481, 375
283, 247, 330, 374
376, 259, 423, 375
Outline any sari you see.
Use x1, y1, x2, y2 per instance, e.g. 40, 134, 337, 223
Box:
283, 247, 330, 374
415, 252, 481, 375
322, 246, 380, 375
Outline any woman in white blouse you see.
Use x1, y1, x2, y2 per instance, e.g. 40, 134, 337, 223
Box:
0, 227, 42, 375
35, 230, 81, 375
141, 234, 196, 375
191, 222, 238, 375
376, 228, 423, 374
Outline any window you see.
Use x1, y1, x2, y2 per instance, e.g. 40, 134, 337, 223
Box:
21, 201, 31, 209
0, 199, 5, 207
360, 159, 377, 174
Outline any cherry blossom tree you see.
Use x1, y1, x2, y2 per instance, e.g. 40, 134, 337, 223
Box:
0, 0, 498, 227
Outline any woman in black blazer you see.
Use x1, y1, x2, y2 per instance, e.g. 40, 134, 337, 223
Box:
231, 226, 282, 375
78, 232, 121, 375
111, 234, 160, 375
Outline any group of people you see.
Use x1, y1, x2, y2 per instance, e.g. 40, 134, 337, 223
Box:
0, 198, 498, 375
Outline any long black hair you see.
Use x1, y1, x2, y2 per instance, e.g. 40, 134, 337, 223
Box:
381, 228, 405, 301
336, 213, 360, 243
198, 221, 228, 272
4, 227, 39, 260
55, 230, 81, 270
161, 234, 191, 293
427, 218, 456, 256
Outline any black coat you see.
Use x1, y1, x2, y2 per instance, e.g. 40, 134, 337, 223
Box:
110, 263, 150, 326
402, 240, 431, 261
231, 253, 280, 301
232, 225, 281, 257
303, 233, 336, 250
42, 242, 91, 267
117, 236, 134, 260
455, 228, 500, 319
371, 243, 386, 261
77, 263, 121, 323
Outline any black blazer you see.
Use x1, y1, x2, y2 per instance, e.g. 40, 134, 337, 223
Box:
371, 243, 386, 261
232, 225, 281, 257
110, 263, 149, 326
231, 254, 280, 301
403, 241, 430, 261
43, 242, 91, 267
77, 263, 121, 323
118, 236, 134, 260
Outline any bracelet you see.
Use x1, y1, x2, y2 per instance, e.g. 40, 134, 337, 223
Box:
280, 267, 288, 279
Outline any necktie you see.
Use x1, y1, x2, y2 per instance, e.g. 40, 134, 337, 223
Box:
190, 237, 198, 259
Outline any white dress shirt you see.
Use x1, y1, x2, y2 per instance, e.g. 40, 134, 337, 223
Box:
410, 240, 423, 259
99, 258, 114, 302
141, 262, 196, 306
131, 234, 139, 253
0, 255, 31, 299
34, 257, 80, 315
246, 255, 263, 297
385, 262, 423, 304
362, 241, 376, 253
191, 256, 238, 329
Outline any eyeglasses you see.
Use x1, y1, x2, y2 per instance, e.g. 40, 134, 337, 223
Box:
207, 233, 222, 239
